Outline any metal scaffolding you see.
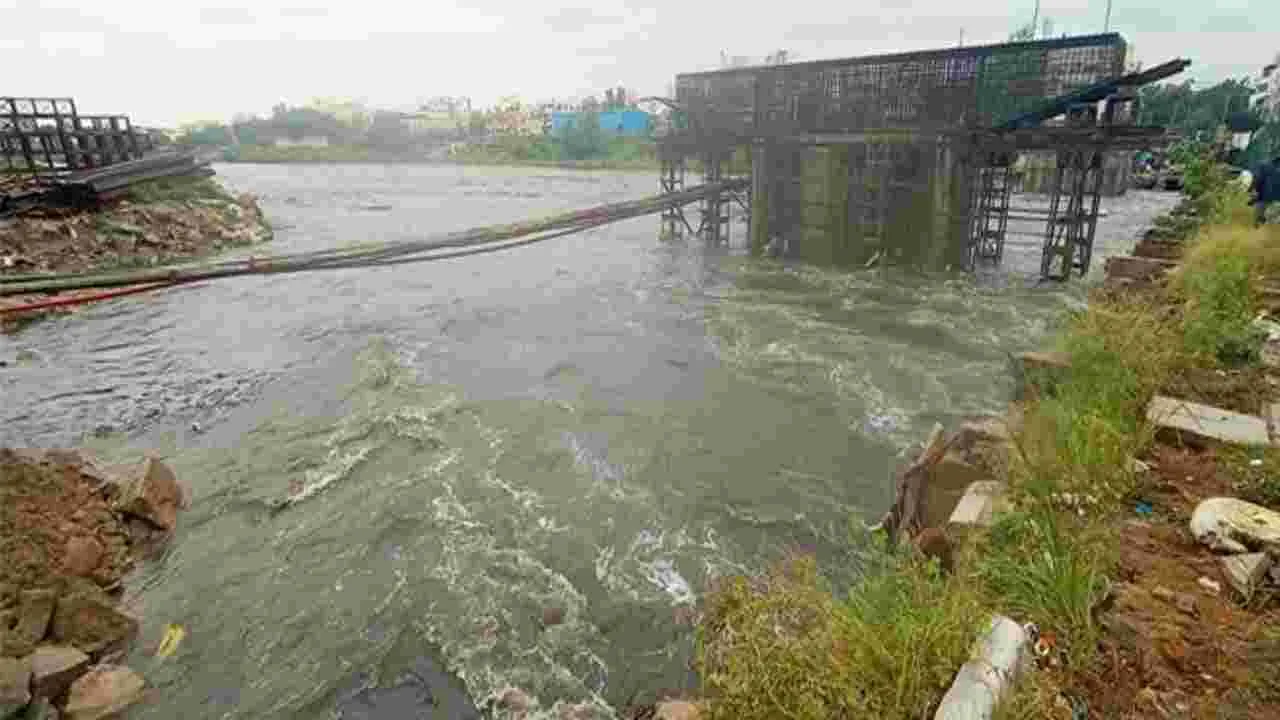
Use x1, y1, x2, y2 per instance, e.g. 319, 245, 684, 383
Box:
2, 97, 154, 173
658, 33, 1188, 279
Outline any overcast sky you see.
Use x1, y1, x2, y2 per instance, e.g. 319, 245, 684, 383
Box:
1, 0, 1276, 127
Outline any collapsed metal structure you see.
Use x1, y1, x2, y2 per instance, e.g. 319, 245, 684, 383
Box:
2, 97, 154, 173
657, 33, 1188, 279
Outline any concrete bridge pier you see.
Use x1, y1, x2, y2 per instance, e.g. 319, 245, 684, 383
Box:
748, 134, 974, 271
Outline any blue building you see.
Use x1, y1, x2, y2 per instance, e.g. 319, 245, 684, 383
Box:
550, 110, 652, 137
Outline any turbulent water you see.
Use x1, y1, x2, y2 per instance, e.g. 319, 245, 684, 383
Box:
0, 164, 1178, 718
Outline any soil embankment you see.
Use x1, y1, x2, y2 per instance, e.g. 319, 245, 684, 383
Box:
1, 448, 189, 719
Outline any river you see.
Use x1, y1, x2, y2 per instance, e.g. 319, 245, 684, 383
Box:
0, 164, 1178, 718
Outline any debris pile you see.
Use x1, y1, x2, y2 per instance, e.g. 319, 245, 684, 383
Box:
0, 178, 270, 276
0, 448, 189, 719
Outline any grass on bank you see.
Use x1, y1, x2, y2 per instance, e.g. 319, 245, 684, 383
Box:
696, 552, 984, 720
125, 176, 232, 205
693, 148, 1277, 719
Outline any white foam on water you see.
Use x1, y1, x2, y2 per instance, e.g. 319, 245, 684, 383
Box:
645, 558, 694, 604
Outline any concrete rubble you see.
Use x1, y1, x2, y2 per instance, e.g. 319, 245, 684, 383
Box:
948, 481, 1003, 529
1148, 396, 1272, 447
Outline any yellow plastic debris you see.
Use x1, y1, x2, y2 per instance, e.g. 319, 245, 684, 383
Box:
155, 624, 186, 658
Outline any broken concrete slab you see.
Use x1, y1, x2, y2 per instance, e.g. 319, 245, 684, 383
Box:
1147, 396, 1270, 447
948, 481, 1003, 529
1221, 553, 1272, 600
924, 452, 994, 530
1132, 239, 1183, 261
933, 615, 1029, 720
955, 416, 1012, 450
1012, 351, 1071, 400
1104, 255, 1177, 283
1190, 497, 1280, 555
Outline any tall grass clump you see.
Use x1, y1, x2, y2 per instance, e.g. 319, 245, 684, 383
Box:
1014, 297, 1184, 507
974, 509, 1112, 668
696, 552, 984, 720
1173, 140, 1255, 226
1173, 223, 1280, 365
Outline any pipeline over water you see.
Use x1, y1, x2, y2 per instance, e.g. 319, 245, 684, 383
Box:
0, 179, 747, 300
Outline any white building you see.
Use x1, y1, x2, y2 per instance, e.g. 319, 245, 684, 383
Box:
272, 135, 330, 147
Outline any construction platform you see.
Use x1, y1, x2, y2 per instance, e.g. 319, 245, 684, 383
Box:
656, 33, 1188, 280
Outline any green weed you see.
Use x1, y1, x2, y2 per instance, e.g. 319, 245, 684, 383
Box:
1180, 252, 1262, 364
1014, 298, 1182, 507
974, 510, 1112, 669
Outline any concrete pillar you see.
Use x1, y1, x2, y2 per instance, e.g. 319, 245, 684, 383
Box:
798, 145, 849, 265
750, 144, 770, 256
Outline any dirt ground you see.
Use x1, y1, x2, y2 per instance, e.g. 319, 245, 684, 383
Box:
0, 449, 136, 600
1161, 365, 1280, 417
1069, 443, 1280, 720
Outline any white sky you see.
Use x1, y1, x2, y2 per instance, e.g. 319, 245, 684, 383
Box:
1, 0, 1276, 127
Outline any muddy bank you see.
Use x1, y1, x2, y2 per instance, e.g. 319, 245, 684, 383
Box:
0, 448, 187, 719
1, 176, 271, 329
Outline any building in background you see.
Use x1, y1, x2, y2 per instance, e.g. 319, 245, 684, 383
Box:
550, 109, 652, 137
267, 134, 330, 147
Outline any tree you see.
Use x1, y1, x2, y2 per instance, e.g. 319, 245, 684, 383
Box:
1138, 78, 1261, 141
366, 110, 413, 149
561, 109, 607, 160
764, 49, 792, 65
178, 122, 233, 146
1008, 23, 1036, 41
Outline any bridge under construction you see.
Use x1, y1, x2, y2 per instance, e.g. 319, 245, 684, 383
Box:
655, 33, 1188, 279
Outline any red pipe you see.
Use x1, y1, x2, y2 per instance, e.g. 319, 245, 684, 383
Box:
0, 282, 177, 315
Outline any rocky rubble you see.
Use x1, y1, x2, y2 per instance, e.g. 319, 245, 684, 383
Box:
0, 448, 188, 719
